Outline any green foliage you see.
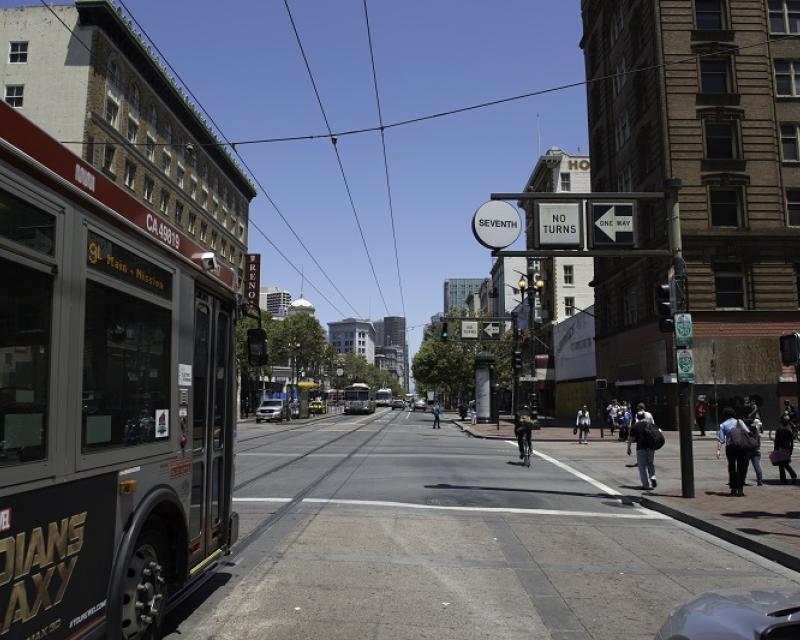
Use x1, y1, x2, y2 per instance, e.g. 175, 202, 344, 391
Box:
334, 352, 405, 396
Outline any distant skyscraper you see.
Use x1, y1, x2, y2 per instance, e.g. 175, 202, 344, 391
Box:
443, 278, 484, 313
259, 287, 292, 316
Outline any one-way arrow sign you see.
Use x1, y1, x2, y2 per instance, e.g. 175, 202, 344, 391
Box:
591, 203, 635, 246
482, 322, 500, 339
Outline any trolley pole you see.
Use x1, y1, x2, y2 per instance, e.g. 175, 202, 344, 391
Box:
665, 177, 694, 499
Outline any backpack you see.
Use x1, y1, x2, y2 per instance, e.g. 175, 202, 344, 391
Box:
644, 423, 665, 450
729, 420, 757, 453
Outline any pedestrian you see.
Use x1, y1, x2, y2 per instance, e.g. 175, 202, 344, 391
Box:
771, 419, 797, 484
745, 419, 764, 487
575, 404, 591, 444
432, 400, 441, 429
695, 397, 708, 436
636, 402, 655, 425
469, 400, 477, 426
627, 410, 657, 490
606, 399, 619, 436
716, 407, 753, 497
746, 398, 761, 429
618, 402, 631, 441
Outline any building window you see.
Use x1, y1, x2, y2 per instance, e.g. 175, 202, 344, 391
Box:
615, 110, 630, 150
161, 151, 171, 176
174, 201, 183, 227
704, 121, 736, 159
188, 213, 196, 234
177, 165, 184, 189
123, 161, 136, 189
201, 189, 208, 209
774, 60, 800, 96
105, 97, 120, 129
220, 241, 226, 258
146, 135, 155, 162
126, 118, 138, 144
714, 264, 745, 308
148, 104, 157, 129
128, 82, 140, 114
559, 172, 571, 191
770, 0, 800, 34
696, 0, 724, 30
787, 189, 800, 226
106, 59, 121, 92
159, 190, 169, 214
101, 146, 116, 177
564, 296, 575, 318
4, 84, 23, 107
199, 222, 208, 243
613, 57, 627, 96
164, 122, 172, 148
9, 41, 28, 64
617, 164, 632, 192
210, 231, 218, 250
143, 175, 154, 202
563, 264, 574, 285
212, 198, 219, 219
700, 59, 731, 93
238, 223, 244, 238
709, 188, 741, 226
781, 123, 800, 160
189, 178, 197, 200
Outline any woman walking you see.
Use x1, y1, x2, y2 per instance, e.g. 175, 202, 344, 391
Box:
627, 411, 657, 490
772, 420, 797, 484
746, 419, 764, 487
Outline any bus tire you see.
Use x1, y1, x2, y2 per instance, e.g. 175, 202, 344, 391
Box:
121, 522, 170, 640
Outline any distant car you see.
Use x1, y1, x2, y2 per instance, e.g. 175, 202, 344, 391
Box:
391, 399, 405, 410
413, 399, 426, 411
309, 400, 326, 415
655, 589, 800, 640
255, 399, 288, 423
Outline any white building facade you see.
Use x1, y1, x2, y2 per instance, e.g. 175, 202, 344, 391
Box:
259, 287, 292, 316
328, 319, 376, 365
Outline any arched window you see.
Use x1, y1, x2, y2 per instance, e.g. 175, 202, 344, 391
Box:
128, 82, 140, 113
107, 59, 121, 91
164, 122, 173, 147
148, 104, 157, 129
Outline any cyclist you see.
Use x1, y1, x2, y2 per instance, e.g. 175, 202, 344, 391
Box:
515, 416, 533, 460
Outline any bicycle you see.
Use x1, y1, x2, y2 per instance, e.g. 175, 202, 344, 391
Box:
521, 433, 532, 468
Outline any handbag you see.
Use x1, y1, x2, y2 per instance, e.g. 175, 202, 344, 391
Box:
770, 449, 791, 465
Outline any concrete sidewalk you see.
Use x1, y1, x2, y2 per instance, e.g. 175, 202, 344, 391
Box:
450, 414, 800, 572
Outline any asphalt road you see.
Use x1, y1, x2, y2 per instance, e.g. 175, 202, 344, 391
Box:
164, 409, 800, 640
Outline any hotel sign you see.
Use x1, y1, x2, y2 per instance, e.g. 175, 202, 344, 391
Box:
245, 254, 260, 306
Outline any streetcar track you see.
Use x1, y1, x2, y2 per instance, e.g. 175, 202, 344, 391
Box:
235, 414, 341, 448
230, 409, 403, 555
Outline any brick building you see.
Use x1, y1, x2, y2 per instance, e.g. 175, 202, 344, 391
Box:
0, 1, 256, 286
580, 0, 800, 426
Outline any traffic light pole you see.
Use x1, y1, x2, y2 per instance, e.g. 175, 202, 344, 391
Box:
666, 177, 694, 499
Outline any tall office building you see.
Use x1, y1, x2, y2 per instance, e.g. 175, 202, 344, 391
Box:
328, 319, 376, 365
0, 2, 256, 288
259, 287, 292, 317
443, 278, 485, 313
581, 0, 800, 425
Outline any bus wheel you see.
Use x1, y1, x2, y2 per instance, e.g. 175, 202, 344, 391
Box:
121, 525, 169, 639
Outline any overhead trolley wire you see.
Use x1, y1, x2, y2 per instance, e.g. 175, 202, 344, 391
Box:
282, 0, 390, 317
362, 0, 406, 321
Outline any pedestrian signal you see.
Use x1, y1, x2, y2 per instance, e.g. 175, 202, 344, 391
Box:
780, 333, 800, 366
655, 283, 674, 333
441, 322, 449, 341
513, 350, 523, 370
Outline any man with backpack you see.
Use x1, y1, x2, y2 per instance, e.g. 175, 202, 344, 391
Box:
432, 401, 441, 429
717, 407, 756, 497
626, 410, 664, 490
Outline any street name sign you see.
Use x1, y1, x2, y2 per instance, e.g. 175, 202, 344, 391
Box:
675, 313, 693, 348
676, 348, 695, 383
461, 320, 479, 339
482, 321, 501, 339
518, 375, 536, 382
591, 203, 635, 246
536, 202, 582, 248
472, 201, 522, 250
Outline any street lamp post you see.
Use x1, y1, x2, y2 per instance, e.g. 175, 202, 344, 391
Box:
518, 268, 544, 419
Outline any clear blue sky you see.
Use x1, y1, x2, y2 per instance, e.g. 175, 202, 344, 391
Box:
12, 0, 589, 378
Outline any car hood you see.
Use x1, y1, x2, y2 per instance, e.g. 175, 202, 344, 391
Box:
656, 589, 800, 640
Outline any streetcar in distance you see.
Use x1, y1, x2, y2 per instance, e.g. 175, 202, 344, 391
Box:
343, 383, 376, 414
0, 101, 249, 640
375, 388, 393, 407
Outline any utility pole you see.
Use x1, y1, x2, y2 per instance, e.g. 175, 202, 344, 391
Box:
528, 260, 537, 417
665, 177, 694, 499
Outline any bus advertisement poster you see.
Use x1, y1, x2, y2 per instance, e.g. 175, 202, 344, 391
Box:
0, 473, 117, 640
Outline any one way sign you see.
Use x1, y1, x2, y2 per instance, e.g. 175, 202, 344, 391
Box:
591, 203, 635, 247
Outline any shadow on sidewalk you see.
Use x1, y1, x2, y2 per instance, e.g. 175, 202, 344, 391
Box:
738, 527, 800, 540
720, 510, 800, 520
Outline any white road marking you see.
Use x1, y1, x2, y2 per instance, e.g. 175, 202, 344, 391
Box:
231, 497, 666, 519
504, 440, 621, 496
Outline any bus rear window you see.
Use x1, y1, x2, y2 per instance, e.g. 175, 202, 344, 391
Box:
82, 280, 171, 451
0, 256, 51, 465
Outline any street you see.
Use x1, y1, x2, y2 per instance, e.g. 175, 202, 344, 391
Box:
164, 410, 800, 640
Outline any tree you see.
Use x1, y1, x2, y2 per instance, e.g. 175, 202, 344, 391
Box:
271, 313, 328, 381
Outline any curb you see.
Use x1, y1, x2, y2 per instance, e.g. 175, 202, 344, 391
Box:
640, 495, 800, 573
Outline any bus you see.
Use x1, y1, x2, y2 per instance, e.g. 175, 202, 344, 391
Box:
343, 383, 376, 414
375, 388, 393, 407
0, 101, 241, 640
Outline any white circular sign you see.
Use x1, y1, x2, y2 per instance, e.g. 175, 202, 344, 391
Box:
336, 368, 344, 377
472, 201, 522, 250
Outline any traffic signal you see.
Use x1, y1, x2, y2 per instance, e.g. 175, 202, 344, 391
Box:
440, 322, 449, 341
780, 333, 800, 366
513, 350, 523, 370
655, 282, 674, 333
